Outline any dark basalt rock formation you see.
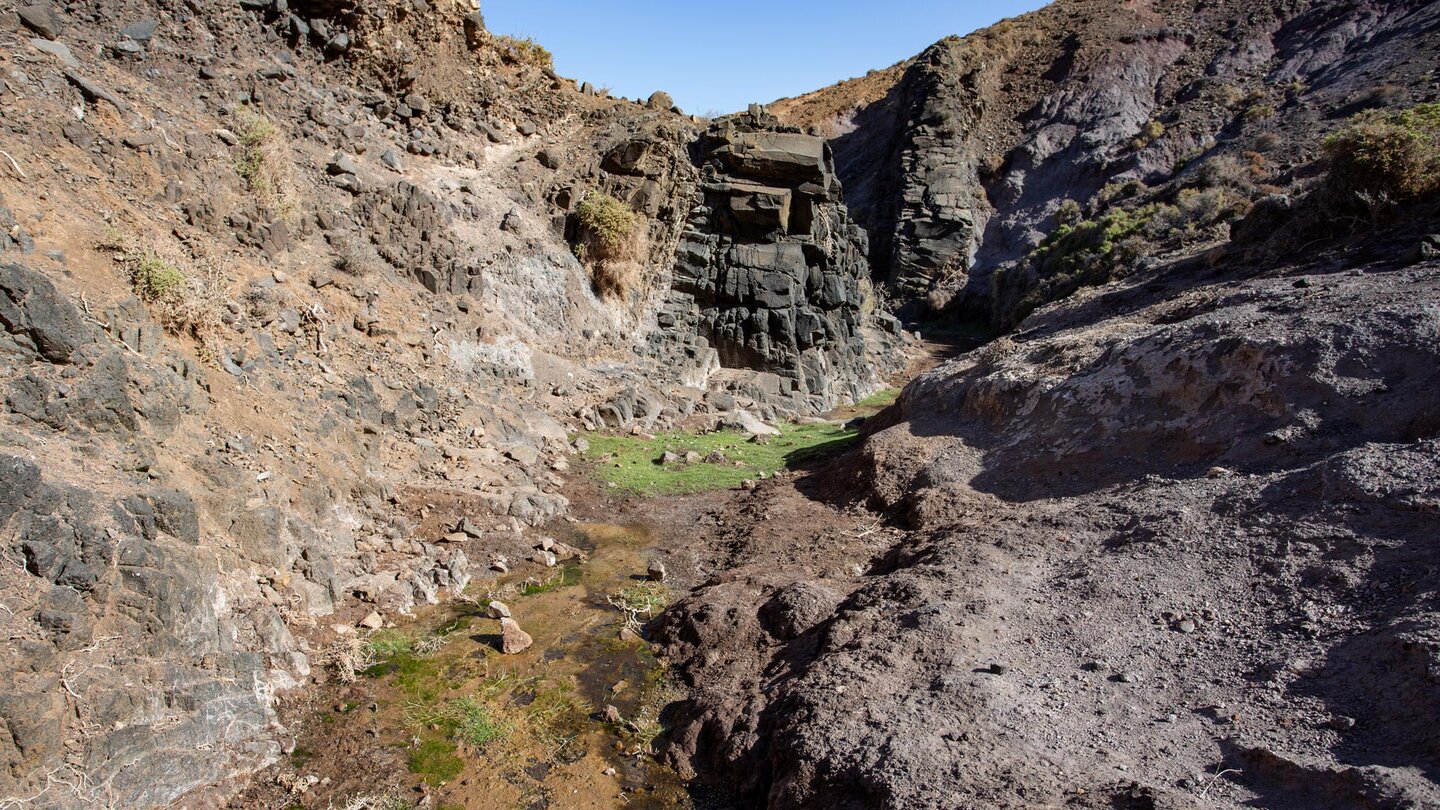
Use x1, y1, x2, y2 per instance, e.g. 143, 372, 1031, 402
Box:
652, 109, 901, 413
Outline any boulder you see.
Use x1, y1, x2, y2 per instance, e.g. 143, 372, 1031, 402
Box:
647, 91, 674, 110
499, 617, 533, 654
18, 4, 61, 40
0, 263, 99, 363
719, 410, 781, 437
713, 132, 827, 184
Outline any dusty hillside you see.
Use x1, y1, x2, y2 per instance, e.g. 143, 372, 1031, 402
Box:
774, 0, 1440, 327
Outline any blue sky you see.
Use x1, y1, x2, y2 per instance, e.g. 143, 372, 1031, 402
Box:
483, 1, 1050, 115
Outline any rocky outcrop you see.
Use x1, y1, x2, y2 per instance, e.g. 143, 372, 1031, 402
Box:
650, 109, 902, 412
781, 0, 1440, 325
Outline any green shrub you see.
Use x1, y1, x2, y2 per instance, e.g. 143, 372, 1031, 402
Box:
112, 245, 225, 346
609, 582, 672, 619
1055, 199, 1083, 227
576, 192, 640, 259
1131, 119, 1165, 150
130, 252, 187, 303
1244, 103, 1276, 122
1323, 102, 1440, 201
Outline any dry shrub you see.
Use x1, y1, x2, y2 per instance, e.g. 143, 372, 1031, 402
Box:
232, 109, 295, 214
331, 234, 376, 276
574, 192, 645, 297
312, 635, 372, 684
492, 34, 553, 70
1323, 102, 1440, 202
103, 235, 226, 348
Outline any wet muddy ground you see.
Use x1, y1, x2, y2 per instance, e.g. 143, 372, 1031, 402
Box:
237, 515, 704, 810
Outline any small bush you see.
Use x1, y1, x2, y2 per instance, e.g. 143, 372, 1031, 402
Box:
1323, 102, 1440, 201
608, 582, 672, 620
109, 241, 225, 346
1131, 119, 1165, 150
493, 35, 553, 70
233, 109, 293, 211
1151, 187, 1252, 241
332, 235, 375, 276
131, 252, 187, 303
574, 192, 644, 296
1244, 104, 1276, 122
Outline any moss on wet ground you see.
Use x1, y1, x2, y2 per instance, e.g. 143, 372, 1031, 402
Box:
579, 389, 900, 496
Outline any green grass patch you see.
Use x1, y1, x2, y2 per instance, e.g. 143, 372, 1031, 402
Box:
407, 737, 464, 786
519, 562, 583, 596
853, 387, 900, 410
405, 695, 511, 748
363, 650, 447, 701
581, 420, 860, 495
363, 629, 414, 659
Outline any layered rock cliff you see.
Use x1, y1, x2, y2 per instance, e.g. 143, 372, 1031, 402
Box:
776, 0, 1440, 326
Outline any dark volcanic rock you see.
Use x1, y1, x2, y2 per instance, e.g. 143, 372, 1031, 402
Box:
649, 108, 900, 412
0, 263, 100, 363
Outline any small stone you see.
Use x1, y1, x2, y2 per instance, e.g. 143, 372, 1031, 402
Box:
602, 704, 623, 724
1118, 671, 1140, 684
618, 626, 641, 643
551, 541, 586, 562
647, 560, 667, 582
490, 557, 509, 574
602, 767, 616, 777
988, 662, 1009, 675
658, 451, 680, 466
1328, 714, 1356, 731
441, 532, 467, 543
1175, 618, 1197, 634
499, 617, 532, 654
358, 611, 383, 629
487, 600, 511, 619
533, 550, 557, 567
327, 153, 360, 176
120, 19, 159, 43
